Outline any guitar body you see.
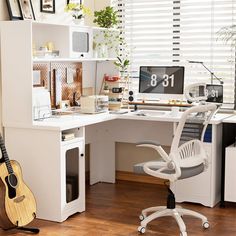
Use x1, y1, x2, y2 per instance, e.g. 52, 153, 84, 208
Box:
0, 160, 36, 229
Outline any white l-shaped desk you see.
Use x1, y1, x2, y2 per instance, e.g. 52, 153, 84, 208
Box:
3, 109, 231, 222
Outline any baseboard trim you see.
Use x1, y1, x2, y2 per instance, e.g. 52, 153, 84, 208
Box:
116, 170, 164, 185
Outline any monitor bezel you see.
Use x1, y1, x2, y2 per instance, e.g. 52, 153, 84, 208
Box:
138, 66, 185, 101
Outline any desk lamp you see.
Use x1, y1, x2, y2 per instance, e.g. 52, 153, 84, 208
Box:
188, 60, 224, 85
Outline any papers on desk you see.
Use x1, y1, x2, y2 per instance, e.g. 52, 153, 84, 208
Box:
109, 110, 128, 114
135, 110, 166, 117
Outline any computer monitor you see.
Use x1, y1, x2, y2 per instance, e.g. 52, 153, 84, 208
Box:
206, 84, 223, 103
139, 66, 185, 100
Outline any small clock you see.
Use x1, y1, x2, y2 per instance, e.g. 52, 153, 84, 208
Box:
206, 84, 223, 103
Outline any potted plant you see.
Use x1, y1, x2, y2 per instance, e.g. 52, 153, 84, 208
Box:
65, 3, 91, 25
93, 6, 119, 58
114, 56, 130, 78
93, 6, 118, 28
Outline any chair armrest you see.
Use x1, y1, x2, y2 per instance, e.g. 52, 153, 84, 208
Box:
136, 141, 171, 162
133, 161, 166, 175
143, 161, 179, 181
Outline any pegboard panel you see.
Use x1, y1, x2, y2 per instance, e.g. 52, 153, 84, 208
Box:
51, 62, 82, 107
33, 63, 50, 88
33, 62, 82, 108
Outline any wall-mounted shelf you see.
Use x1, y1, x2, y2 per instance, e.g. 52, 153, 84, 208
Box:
0, 20, 119, 126
33, 57, 117, 63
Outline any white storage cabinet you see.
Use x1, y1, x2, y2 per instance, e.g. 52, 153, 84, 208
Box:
225, 144, 236, 202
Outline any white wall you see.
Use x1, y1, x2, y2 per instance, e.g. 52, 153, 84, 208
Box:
0, 1, 8, 21
95, 0, 111, 11
32, 0, 93, 25
0, 0, 110, 24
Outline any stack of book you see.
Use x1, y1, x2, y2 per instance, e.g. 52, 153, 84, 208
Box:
62, 133, 75, 141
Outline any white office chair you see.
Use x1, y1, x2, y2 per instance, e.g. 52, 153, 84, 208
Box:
134, 103, 217, 236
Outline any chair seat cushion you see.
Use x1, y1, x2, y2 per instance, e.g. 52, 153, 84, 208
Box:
133, 161, 204, 180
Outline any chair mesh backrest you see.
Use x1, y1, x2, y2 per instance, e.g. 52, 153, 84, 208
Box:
179, 115, 205, 146
170, 104, 217, 153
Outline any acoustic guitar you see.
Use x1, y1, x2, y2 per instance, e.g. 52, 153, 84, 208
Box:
0, 134, 37, 229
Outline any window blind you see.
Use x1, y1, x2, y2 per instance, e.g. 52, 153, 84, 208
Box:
113, 0, 236, 105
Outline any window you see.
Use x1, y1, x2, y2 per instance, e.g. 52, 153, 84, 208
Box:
113, 0, 236, 106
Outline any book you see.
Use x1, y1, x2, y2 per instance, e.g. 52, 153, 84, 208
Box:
62, 133, 75, 141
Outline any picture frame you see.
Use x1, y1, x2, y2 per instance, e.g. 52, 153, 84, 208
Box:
18, 0, 35, 20
40, 0, 55, 14
67, 0, 82, 4
6, 0, 23, 20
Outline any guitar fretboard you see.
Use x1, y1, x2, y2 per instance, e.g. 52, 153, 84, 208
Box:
0, 134, 13, 174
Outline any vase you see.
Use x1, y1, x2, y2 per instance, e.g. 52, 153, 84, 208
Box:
72, 18, 84, 25
98, 44, 108, 58
93, 49, 98, 58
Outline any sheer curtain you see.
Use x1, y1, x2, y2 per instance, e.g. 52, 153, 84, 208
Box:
113, 0, 236, 106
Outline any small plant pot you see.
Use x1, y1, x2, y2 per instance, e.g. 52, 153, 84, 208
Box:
73, 18, 84, 25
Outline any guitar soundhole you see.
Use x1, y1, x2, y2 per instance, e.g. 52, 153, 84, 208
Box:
8, 174, 18, 188
5, 174, 17, 199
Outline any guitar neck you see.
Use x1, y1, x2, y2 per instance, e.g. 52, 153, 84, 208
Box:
0, 134, 13, 174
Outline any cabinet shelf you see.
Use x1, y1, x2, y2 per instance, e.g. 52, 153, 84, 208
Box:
33, 57, 117, 63
61, 137, 84, 146
92, 26, 120, 32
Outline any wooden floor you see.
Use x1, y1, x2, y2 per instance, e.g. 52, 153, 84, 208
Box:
1, 180, 236, 236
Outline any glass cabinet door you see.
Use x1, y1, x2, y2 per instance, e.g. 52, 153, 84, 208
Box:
66, 147, 79, 203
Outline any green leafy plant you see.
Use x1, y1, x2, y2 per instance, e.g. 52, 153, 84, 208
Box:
93, 6, 118, 28
93, 7, 119, 57
113, 33, 132, 76
93, 29, 120, 57
114, 56, 130, 74
65, 3, 91, 19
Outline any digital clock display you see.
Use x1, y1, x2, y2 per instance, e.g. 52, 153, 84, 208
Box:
206, 84, 223, 103
139, 66, 185, 94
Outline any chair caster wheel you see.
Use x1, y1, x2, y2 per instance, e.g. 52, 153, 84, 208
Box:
139, 214, 145, 221
203, 221, 210, 229
138, 226, 146, 234
180, 232, 187, 236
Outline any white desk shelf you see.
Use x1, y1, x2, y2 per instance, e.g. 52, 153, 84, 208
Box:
33, 57, 117, 63
0, 21, 118, 222
0, 21, 118, 127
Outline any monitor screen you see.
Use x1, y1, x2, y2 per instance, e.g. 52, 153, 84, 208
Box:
139, 66, 185, 95
206, 84, 223, 103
